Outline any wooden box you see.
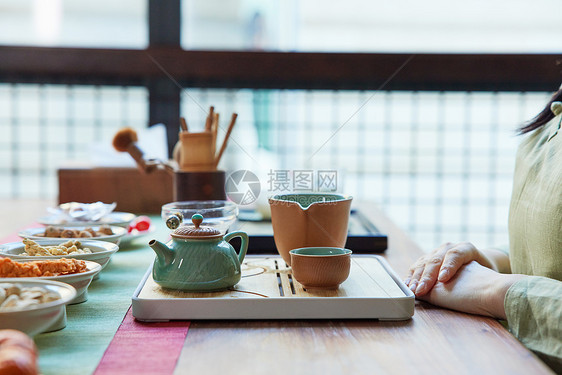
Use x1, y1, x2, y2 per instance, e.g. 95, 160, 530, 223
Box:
58, 166, 173, 214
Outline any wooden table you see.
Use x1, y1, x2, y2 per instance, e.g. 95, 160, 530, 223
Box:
176, 203, 553, 375
0, 199, 553, 374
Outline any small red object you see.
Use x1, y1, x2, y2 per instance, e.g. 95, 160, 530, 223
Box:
132, 216, 151, 232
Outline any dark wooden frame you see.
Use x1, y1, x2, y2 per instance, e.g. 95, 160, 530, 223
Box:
1, 46, 560, 92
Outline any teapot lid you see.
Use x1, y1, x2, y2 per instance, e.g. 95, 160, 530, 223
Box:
171, 214, 222, 239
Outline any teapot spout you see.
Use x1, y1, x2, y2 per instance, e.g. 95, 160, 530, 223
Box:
148, 239, 175, 267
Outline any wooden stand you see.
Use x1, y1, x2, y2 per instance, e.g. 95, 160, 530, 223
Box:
173, 170, 226, 201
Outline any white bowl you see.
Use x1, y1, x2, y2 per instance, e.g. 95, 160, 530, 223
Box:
0, 239, 119, 271
2, 260, 102, 304
0, 279, 76, 336
18, 225, 127, 245
37, 211, 136, 228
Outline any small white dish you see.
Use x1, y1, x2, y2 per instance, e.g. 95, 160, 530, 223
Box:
0, 279, 76, 336
0, 239, 119, 271
18, 225, 127, 245
2, 260, 102, 304
37, 211, 136, 228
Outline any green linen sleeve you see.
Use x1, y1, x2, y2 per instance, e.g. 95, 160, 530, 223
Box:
504, 276, 562, 372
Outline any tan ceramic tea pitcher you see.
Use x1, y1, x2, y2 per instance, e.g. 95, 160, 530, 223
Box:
268, 193, 352, 265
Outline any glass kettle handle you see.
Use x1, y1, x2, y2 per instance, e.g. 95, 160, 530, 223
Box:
224, 231, 249, 263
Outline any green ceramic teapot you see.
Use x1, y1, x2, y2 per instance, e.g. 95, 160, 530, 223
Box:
148, 214, 248, 292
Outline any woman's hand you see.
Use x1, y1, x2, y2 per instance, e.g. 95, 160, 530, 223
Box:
405, 242, 498, 296
417, 261, 525, 319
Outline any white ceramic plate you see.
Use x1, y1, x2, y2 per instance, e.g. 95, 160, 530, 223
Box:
0, 239, 119, 271
18, 225, 127, 244
37, 211, 136, 228
0, 279, 76, 336
1, 260, 102, 304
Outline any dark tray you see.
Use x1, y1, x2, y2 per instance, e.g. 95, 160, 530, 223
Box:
229, 209, 387, 254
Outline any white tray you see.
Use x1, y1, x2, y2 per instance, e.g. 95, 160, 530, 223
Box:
132, 255, 414, 321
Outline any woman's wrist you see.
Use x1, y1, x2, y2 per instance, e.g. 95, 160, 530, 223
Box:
484, 273, 526, 319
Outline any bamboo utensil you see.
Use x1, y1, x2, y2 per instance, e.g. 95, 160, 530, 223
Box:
118, 106, 238, 173
205, 106, 214, 132
211, 112, 219, 156
112, 127, 153, 172
214, 113, 238, 168
176, 107, 238, 171
112, 127, 174, 174
180, 117, 188, 132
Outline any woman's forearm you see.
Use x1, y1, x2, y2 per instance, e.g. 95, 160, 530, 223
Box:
480, 248, 511, 274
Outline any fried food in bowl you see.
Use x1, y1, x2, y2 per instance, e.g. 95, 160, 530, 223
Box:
0, 257, 87, 277
0, 257, 100, 304
0, 240, 118, 273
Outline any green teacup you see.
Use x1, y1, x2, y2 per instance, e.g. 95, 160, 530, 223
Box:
289, 247, 352, 289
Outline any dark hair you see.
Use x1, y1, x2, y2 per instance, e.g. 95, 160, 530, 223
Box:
518, 87, 562, 134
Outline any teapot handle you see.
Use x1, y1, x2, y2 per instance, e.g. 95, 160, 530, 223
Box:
224, 231, 249, 263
